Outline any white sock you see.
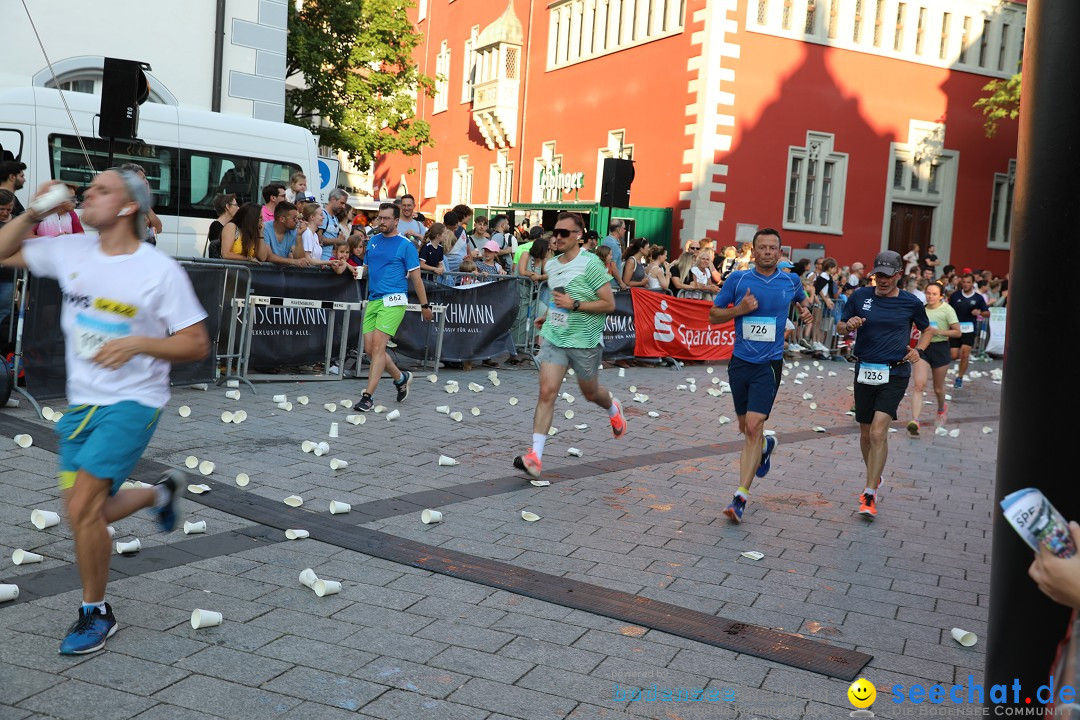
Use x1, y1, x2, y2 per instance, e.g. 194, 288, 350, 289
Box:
531, 433, 547, 459
864, 487, 876, 496
81, 601, 106, 614
607, 399, 620, 418
153, 483, 172, 509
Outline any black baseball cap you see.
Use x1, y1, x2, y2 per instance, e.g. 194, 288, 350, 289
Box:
871, 251, 903, 276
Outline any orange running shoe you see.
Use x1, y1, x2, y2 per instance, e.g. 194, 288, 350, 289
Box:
610, 399, 627, 439
513, 449, 542, 479
858, 492, 878, 519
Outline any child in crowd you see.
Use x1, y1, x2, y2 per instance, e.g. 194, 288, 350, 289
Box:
347, 232, 366, 266
458, 258, 479, 285
329, 243, 360, 278
301, 203, 322, 259
285, 172, 307, 203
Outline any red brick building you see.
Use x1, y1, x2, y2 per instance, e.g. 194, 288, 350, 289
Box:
374, 0, 1023, 273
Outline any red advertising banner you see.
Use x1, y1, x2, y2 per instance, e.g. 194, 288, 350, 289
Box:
630, 289, 736, 361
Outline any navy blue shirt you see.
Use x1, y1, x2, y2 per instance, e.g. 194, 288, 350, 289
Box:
714, 268, 805, 363
949, 289, 989, 326
841, 287, 929, 378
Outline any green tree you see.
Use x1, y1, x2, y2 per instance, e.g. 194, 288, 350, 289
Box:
286, 0, 435, 171
974, 73, 1021, 138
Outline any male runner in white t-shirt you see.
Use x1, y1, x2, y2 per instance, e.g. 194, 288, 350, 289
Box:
0, 170, 210, 655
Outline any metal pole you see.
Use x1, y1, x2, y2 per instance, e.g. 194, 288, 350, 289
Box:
985, 0, 1080, 704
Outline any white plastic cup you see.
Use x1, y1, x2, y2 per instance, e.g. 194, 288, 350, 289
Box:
421, 509, 443, 524
438, 455, 458, 466
106, 526, 116, 539
191, 609, 223, 629
951, 628, 978, 647
225, 390, 240, 400
386, 409, 400, 421
329, 500, 351, 514
567, 448, 583, 457
116, 539, 141, 554
178, 405, 191, 418
0, 584, 19, 602
329, 422, 339, 438
470, 407, 481, 417
324, 403, 337, 412
185, 455, 199, 468
284, 495, 304, 507
231, 410, 247, 423
41, 406, 54, 420
340, 400, 353, 409
183, 520, 207, 535
30, 509, 60, 530
12, 549, 43, 565
450, 412, 463, 422
285, 529, 309, 540
235, 473, 250, 487
302, 440, 315, 453
198, 461, 215, 475
330, 458, 349, 470
226, 379, 240, 388
14, 434, 33, 449
299, 568, 319, 588
220, 411, 234, 423
435, 406, 450, 414
272, 394, 287, 403
297, 396, 309, 405
317, 441, 330, 454
277, 401, 291, 411
190, 383, 209, 391
52, 412, 63, 423
346, 414, 365, 425
313, 579, 341, 597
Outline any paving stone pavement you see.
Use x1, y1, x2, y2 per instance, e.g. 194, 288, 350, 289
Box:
0, 356, 1003, 719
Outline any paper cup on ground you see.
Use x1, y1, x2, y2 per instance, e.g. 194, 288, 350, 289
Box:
220, 411, 234, 423
450, 412, 463, 422
299, 568, 319, 587
530, 480, 550, 487
226, 379, 240, 388
185, 455, 199, 468
567, 448, 583, 457
198, 461, 215, 475
508, 397, 518, 406
12, 549, 43, 565
284, 495, 304, 507
421, 509, 443, 524
231, 410, 247, 423
187, 484, 211, 494
302, 440, 315, 453
285, 529, 309, 540
329, 422, 339, 438
324, 403, 337, 412
225, 390, 240, 400
191, 609, 223, 629
330, 458, 349, 470
427, 374, 438, 383
329, 500, 351, 514
951, 628, 977, 647
520, 511, 541, 522
470, 407, 480, 417
272, 394, 287, 403
313, 579, 341, 597
438, 455, 458, 466
178, 405, 191, 418
116, 539, 141, 554
41, 407, 54, 421
340, 400, 353, 409
235, 473, 250, 487
297, 396, 309, 405
374, 405, 387, 413
31, 509, 60, 530
14, 434, 33, 449
0, 584, 19, 602
435, 405, 450, 414
386, 409, 400, 421
347, 414, 365, 425
52, 412, 63, 423
106, 526, 116, 539
183, 520, 207, 535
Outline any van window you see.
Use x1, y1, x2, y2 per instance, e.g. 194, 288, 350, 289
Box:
0, 129, 23, 162
181, 149, 301, 218
48, 134, 176, 211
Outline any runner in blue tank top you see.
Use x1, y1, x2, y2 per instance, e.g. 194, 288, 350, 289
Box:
709, 228, 812, 523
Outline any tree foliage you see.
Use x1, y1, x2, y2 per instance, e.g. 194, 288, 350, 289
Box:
286, 0, 435, 170
974, 73, 1021, 138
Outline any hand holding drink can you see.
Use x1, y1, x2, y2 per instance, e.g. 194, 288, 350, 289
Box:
1001, 488, 1077, 558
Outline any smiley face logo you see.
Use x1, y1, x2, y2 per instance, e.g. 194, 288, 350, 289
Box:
848, 678, 876, 709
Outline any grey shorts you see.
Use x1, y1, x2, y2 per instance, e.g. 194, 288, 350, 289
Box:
537, 343, 603, 381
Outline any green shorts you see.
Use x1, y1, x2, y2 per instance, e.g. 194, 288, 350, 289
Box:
363, 297, 407, 337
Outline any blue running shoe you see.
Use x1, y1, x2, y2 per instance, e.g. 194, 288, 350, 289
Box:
756, 435, 778, 478
153, 469, 183, 533
723, 495, 746, 524
953, 377, 963, 389
59, 604, 117, 655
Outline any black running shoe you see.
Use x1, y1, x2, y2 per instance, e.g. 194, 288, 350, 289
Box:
357, 393, 374, 412
394, 371, 412, 403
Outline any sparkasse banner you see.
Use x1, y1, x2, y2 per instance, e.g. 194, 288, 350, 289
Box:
630, 289, 735, 361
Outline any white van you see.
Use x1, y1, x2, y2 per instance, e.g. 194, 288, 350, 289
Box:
0, 87, 319, 258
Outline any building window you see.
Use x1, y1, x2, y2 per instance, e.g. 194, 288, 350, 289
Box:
893, 3, 906, 52
804, 0, 817, 34
756, 0, 768, 25
914, 7, 926, 55
534, 141, 564, 202
548, 0, 684, 69
489, 149, 514, 206
461, 26, 479, 104
959, 16, 971, 63
826, 0, 839, 39
783, 131, 847, 234
978, 18, 990, 67
852, 0, 863, 42
424, 162, 439, 199
997, 22, 1009, 71
893, 159, 906, 189
872, 0, 884, 47
939, 13, 951, 60
988, 159, 1016, 247
434, 41, 450, 113
451, 155, 474, 206
782, 0, 792, 29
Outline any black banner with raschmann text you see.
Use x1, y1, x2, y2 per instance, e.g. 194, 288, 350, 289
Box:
602, 290, 637, 360
246, 266, 364, 367
393, 278, 517, 363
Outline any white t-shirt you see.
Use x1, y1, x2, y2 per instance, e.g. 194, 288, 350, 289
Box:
302, 228, 320, 258
22, 234, 208, 408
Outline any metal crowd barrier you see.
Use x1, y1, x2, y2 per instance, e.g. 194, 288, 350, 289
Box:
353, 299, 447, 381
175, 258, 253, 391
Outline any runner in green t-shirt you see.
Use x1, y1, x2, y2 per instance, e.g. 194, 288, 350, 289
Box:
907, 282, 961, 435
513, 212, 627, 481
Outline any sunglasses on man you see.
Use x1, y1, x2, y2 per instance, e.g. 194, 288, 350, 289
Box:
551, 228, 580, 238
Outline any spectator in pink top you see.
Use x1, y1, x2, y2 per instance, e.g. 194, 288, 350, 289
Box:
260, 183, 286, 225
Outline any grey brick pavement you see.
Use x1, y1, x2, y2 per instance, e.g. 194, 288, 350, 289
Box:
0, 358, 1005, 718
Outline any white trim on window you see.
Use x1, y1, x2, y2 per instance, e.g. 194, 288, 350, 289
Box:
782, 131, 848, 235
533, 141, 564, 202
424, 161, 439, 199
489, 149, 514, 206
748, 0, 1024, 79
987, 158, 1015, 249
547, 0, 686, 71
451, 155, 474, 206
434, 41, 450, 113
461, 25, 480, 104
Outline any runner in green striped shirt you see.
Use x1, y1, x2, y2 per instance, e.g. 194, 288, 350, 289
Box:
514, 212, 627, 481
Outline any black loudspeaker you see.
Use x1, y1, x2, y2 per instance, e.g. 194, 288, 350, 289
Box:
600, 158, 635, 208
98, 58, 152, 140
